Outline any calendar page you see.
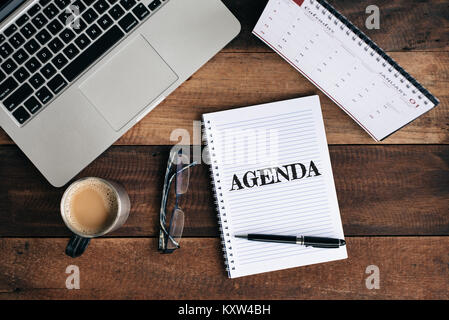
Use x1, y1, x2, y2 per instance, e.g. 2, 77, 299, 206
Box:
253, 0, 439, 141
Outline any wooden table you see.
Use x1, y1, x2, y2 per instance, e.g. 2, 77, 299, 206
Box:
0, 0, 448, 300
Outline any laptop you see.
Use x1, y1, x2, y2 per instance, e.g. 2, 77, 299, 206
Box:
0, 0, 240, 186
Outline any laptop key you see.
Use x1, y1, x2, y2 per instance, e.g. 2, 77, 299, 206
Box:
73, 0, 87, 13
120, 0, 135, 10
0, 42, 13, 58
73, 18, 88, 34
36, 47, 53, 63
24, 96, 42, 114
20, 23, 37, 39
48, 38, 64, 53
63, 43, 79, 59
23, 96, 41, 114
9, 33, 26, 49
24, 39, 40, 55
47, 19, 64, 35
39, 0, 52, 6
82, 8, 99, 24
83, 0, 96, 5
48, 74, 67, 94
98, 14, 113, 30
4, 24, 17, 37
28, 4, 41, 17
74, 34, 91, 50
148, 0, 161, 11
60, 28, 76, 43
16, 15, 30, 27
52, 53, 68, 68
0, 70, 5, 82
108, 4, 124, 20
29, 73, 45, 89
41, 63, 57, 79
0, 35, 5, 43
118, 13, 138, 33
12, 48, 29, 65
62, 25, 124, 82
86, 24, 102, 40
94, 0, 110, 15
55, 0, 71, 10
25, 56, 42, 73
12, 107, 31, 124
132, 3, 149, 20
32, 13, 48, 29
58, 11, 73, 26
3, 83, 33, 110
35, 86, 53, 104
36, 29, 52, 45
43, 3, 60, 20
13, 67, 30, 82
0, 77, 18, 100
1, 58, 18, 74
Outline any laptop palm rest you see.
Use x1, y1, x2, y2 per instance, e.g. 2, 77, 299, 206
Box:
79, 34, 178, 131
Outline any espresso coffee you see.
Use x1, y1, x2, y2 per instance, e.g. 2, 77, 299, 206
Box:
63, 178, 118, 236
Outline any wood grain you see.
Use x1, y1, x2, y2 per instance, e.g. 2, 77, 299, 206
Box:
0, 52, 447, 145
0, 0, 447, 301
0, 145, 447, 237
221, 0, 449, 52
0, 237, 447, 299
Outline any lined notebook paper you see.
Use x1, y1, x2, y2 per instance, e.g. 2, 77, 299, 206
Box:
203, 96, 347, 278
253, 0, 439, 141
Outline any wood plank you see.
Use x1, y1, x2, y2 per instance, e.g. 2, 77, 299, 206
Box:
117, 51, 449, 145
222, 0, 449, 52
0, 52, 447, 145
0, 237, 447, 299
0, 145, 447, 237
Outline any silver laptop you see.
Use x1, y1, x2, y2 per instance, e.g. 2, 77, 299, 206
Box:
0, 0, 240, 186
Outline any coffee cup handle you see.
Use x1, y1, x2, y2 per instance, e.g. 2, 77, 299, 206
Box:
65, 234, 91, 258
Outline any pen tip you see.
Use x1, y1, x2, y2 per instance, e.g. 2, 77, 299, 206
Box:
235, 235, 246, 239
340, 239, 346, 246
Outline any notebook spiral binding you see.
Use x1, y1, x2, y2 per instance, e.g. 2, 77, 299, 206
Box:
202, 120, 236, 275
307, 0, 439, 106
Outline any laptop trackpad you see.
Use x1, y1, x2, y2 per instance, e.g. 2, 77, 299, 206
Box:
79, 35, 178, 131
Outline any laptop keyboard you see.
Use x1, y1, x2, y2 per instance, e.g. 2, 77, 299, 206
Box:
0, 0, 168, 126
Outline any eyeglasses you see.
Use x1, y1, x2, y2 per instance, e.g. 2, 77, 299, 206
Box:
158, 147, 197, 253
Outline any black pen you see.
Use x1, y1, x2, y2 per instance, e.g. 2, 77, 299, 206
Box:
235, 234, 346, 248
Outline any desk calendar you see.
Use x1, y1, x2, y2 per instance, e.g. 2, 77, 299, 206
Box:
253, 0, 439, 141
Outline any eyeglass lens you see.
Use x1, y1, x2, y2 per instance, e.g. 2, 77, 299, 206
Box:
175, 152, 190, 195
166, 208, 185, 249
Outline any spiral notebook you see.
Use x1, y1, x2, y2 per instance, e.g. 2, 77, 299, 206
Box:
253, 0, 439, 141
203, 96, 347, 278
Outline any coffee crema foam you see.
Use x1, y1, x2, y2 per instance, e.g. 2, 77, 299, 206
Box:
63, 178, 118, 235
